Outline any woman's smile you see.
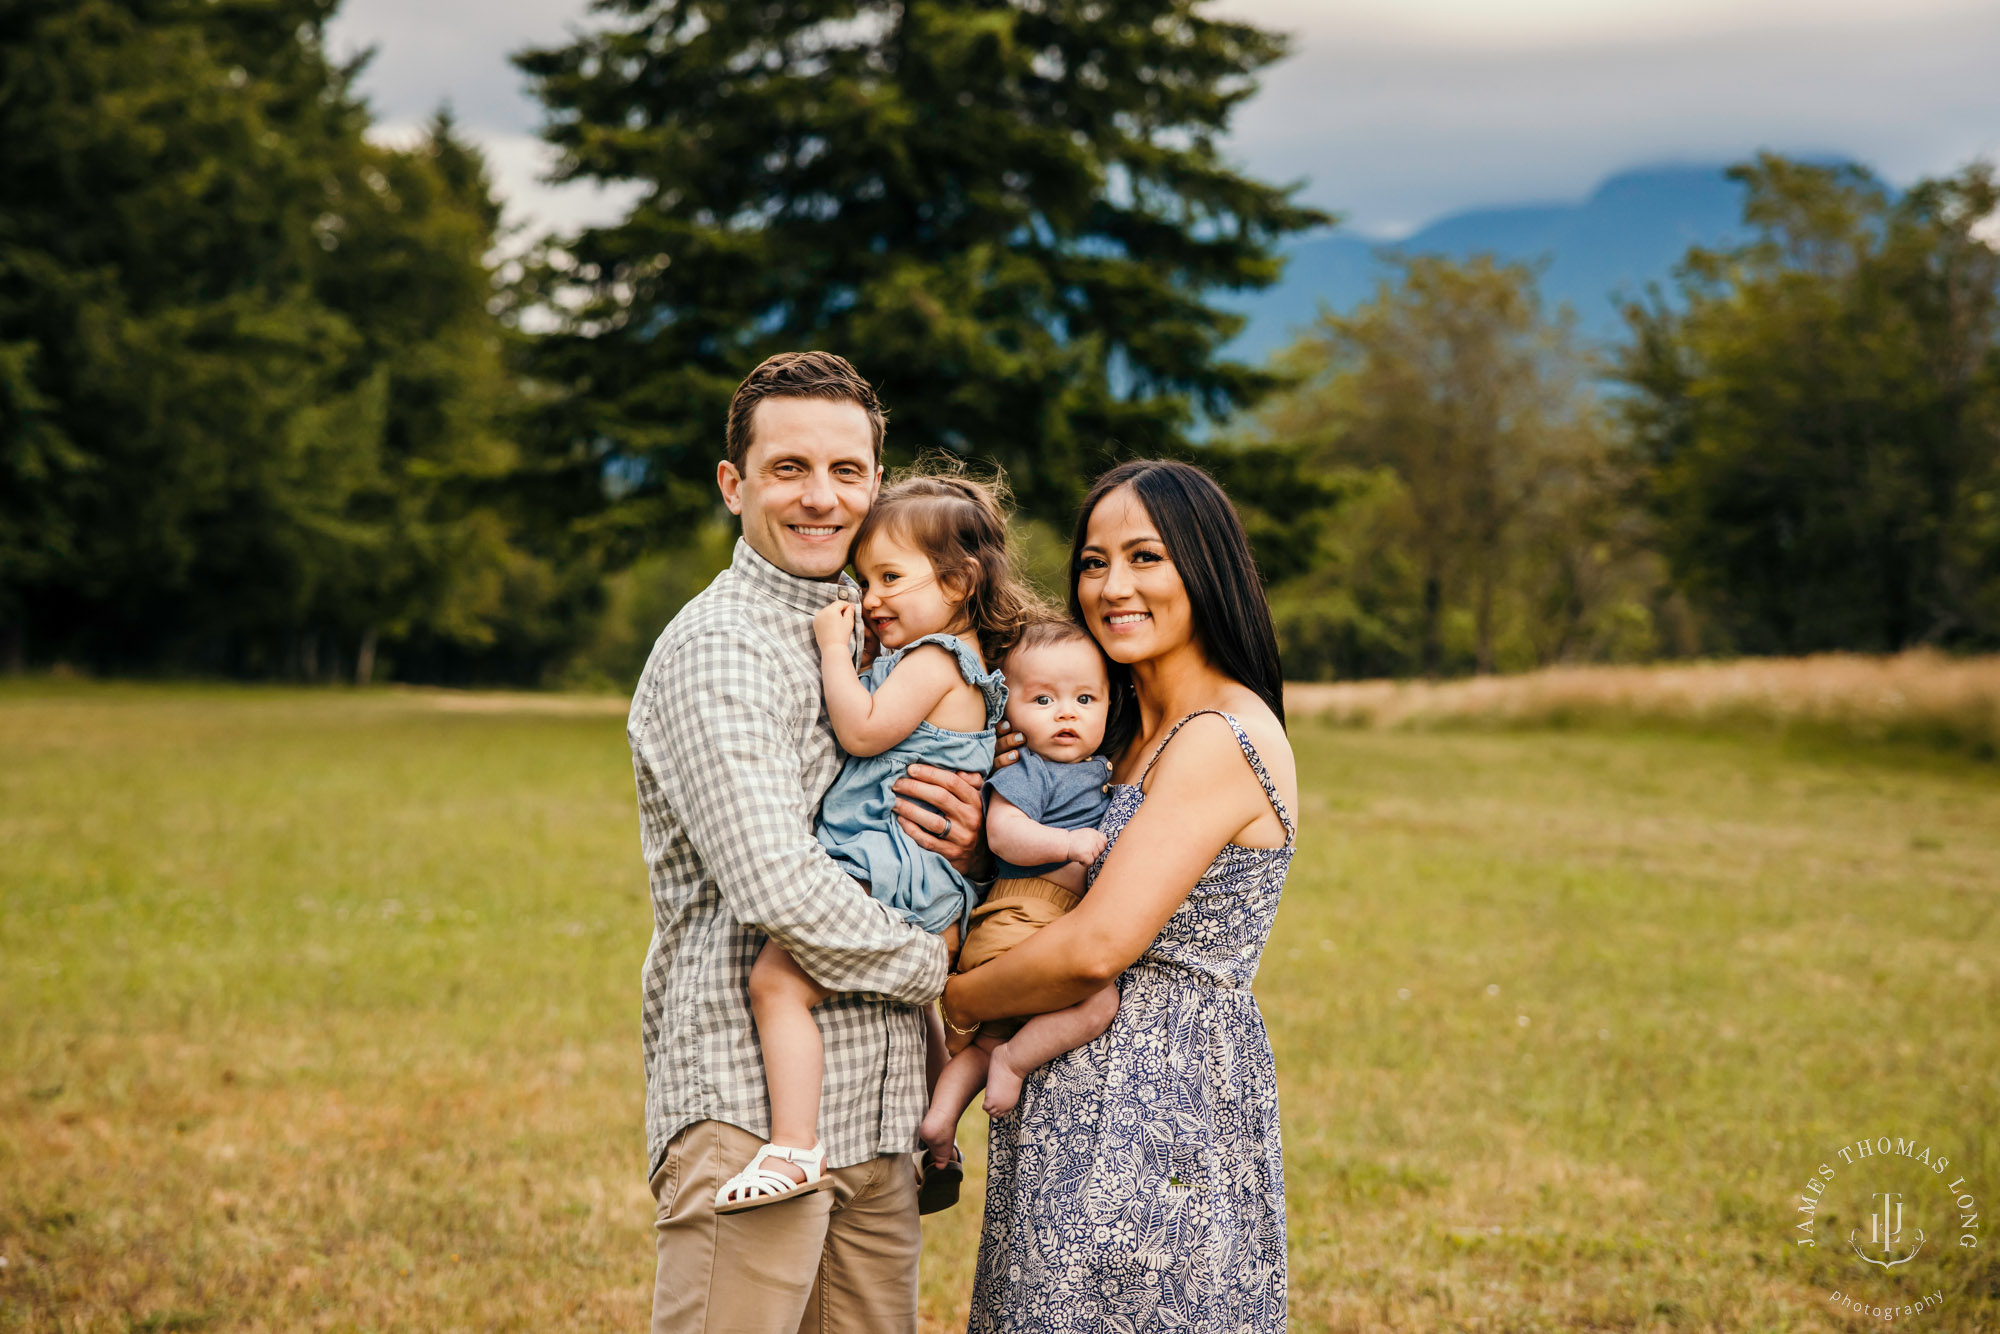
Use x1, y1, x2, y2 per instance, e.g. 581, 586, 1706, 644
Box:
1075, 486, 1193, 665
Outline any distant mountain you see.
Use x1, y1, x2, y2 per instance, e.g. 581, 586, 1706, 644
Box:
1223, 165, 1752, 362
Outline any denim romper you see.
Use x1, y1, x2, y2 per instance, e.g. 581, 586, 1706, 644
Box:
814, 633, 1008, 935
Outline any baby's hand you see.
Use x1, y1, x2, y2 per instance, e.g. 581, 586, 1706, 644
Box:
1068, 827, 1108, 867
813, 600, 856, 654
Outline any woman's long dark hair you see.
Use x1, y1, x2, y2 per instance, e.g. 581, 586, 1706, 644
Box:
1068, 459, 1286, 760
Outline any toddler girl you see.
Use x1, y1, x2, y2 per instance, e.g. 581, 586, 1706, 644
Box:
714, 473, 1036, 1214
918, 618, 1121, 1169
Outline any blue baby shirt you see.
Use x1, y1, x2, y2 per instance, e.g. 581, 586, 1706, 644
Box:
985, 749, 1116, 881
814, 633, 1007, 935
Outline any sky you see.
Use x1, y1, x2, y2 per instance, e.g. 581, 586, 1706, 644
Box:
328, 0, 2000, 241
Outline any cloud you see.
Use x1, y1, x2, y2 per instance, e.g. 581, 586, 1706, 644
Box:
1225, 0, 1982, 49
1228, 1, 2000, 232
334, 1, 646, 238
364, 121, 648, 247
329, 0, 2000, 241
331, 0, 578, 133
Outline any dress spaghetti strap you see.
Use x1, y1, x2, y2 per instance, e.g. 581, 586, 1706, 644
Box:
1136, 709, 1296, 847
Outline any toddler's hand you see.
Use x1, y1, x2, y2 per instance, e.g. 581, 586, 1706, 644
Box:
1068, 827, 1108, 867
813, 601, 856, 654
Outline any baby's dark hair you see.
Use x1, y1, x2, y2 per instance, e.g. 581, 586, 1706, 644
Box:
853, 467, 1044, 664
1008, 618, 1100, 659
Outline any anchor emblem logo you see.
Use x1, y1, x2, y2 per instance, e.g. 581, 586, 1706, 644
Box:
1850, 1192, 1925, 1270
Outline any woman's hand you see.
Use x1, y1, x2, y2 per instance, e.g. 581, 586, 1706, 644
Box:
893, 764, 985, 874
942, 712, 1284, 1026
813, 600, 855, 655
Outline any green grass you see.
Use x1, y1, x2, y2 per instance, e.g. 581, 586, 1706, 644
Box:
3, 683, 1996, 1331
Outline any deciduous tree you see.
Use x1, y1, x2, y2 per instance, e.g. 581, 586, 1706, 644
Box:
1621, 154, 2000, 653
1246, 254, 1644, 675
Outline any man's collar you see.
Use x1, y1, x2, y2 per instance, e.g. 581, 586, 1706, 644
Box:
730, 537, 857, 613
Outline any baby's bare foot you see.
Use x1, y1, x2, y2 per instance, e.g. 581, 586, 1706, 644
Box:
982, 1045, 1025, 1117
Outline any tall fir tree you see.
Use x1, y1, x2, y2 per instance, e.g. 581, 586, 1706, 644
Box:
514, 0, 1329, 536
0, 1, 563, 678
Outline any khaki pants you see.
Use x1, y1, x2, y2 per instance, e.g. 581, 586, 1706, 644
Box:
648, 1119, 921, 1334
957, 876, 1080, 1040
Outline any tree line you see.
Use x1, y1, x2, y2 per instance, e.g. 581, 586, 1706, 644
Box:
1, 0, 596, 683
4, 1, 1998, 685
1229, 154, 2000, 679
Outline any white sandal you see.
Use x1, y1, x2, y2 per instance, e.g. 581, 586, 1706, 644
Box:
713, 1142, 833, 1214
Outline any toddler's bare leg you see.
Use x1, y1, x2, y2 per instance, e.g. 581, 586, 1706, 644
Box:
918, 1035, 1003, 1166
984, 984, 1119, 1117
748, 938, 833, 1184
924, 1001, 949, 1091
922, 923, 962, 1092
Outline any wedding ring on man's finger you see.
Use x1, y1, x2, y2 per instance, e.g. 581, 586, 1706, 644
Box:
940, 817, 952, 840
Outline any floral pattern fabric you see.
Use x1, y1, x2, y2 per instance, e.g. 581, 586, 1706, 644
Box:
969, 711, 1294, 1334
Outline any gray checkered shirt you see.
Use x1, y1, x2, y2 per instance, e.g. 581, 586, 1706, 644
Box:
628, 537, 950, 1178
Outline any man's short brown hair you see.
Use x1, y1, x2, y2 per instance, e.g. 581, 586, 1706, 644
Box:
724, 351, 887, 472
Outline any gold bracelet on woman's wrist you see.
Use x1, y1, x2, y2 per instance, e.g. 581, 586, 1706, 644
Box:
940, 990, 978, 1037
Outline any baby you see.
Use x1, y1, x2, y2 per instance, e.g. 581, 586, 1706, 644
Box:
918, 619, 1122, 1166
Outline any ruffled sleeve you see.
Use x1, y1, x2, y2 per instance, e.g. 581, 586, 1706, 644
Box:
896, 633, 1008, 729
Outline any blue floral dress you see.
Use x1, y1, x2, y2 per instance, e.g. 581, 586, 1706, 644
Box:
970, 711, 1294, 1334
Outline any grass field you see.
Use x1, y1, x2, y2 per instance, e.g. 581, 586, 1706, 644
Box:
3, 682, 1996, 1332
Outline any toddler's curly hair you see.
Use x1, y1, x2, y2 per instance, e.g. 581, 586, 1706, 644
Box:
853, 467, 1045, 665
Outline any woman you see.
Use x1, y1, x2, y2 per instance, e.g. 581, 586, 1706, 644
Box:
943, 459, 1297, 1333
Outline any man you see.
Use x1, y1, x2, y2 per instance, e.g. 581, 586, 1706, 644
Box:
627, 352, 995, 1333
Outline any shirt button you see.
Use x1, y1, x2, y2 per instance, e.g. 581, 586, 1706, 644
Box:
1100, 783, 1110, 793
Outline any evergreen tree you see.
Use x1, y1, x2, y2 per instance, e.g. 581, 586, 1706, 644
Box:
0, 1, 561, 678
514, 0, 1328, 535
2, 0, 355, 667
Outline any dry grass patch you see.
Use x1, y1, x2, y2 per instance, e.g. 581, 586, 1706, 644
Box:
1288, 650, 2000, 757
3, 1028, 654, 1333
